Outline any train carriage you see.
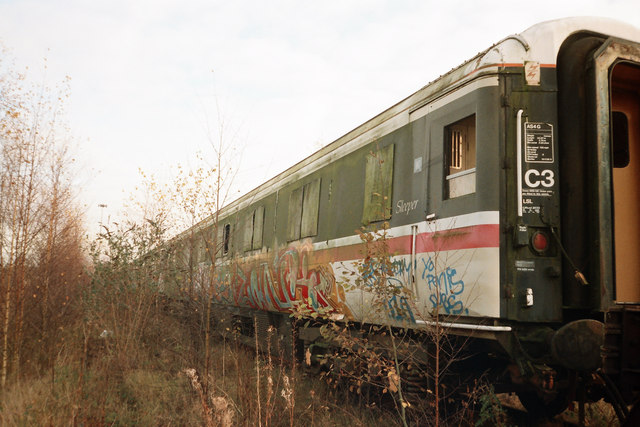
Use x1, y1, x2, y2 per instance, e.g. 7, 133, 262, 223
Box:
174, 17, 640, 417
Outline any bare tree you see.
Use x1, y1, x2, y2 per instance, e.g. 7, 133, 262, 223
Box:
130, 91, 241, 400
0, 53, 84, 387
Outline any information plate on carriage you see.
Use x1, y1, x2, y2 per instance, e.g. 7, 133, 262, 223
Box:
521, 122, 556, 215
524, 122, 554, 163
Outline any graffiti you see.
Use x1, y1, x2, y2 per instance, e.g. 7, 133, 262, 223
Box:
421, 257, 468, 315
208, 243, 353, 319
358, 257, 416, 322
196, 242, 470, 322
360, 260, 394, 288
385, 255, 469, 319
387, 294, 415, 322
390, 258, 412, 281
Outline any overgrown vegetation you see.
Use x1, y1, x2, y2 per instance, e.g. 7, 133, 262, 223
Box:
1, 214, 403, 426
0, 57, 412, 425
0, 49, 85, 389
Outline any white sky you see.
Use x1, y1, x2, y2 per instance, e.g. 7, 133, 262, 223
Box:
1, 0, 639, 234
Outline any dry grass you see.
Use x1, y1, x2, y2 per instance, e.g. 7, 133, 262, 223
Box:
0, 298, 406, 426
0, 292, 625, 427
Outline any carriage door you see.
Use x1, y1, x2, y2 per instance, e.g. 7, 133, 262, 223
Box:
593, 40, 640, 304
611, 61, 640, 303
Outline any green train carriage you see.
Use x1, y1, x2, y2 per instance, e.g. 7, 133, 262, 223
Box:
174, 17, 640, 417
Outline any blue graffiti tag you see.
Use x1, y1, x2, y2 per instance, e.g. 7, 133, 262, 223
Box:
421, 257, 469, 315
387, 294, 415, 322
357, 258, 416, 322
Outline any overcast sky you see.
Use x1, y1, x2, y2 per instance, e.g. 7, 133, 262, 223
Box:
1, 0, 639, 234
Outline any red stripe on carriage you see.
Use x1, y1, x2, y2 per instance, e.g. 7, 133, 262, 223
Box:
389, 224, 500, 254
313, 223, 500, 263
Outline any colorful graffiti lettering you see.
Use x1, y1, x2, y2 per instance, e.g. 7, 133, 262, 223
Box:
196, 242, 470, 322
421, 257, 468, 315
206, 243, 353, 318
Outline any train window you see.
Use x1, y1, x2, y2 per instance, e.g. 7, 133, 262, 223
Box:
243, 206, 265, 251
222, 223, 231, 255
252, 205, 265, 249
612, 111, 630, 168
287, 179, 321, 241
363, 144, 394, 223
445, 115, 476, 198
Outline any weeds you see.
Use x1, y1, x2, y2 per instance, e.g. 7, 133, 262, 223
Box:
474, 385, 510, 427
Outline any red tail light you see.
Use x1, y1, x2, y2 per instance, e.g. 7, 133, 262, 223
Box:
531, 231, 549, 253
